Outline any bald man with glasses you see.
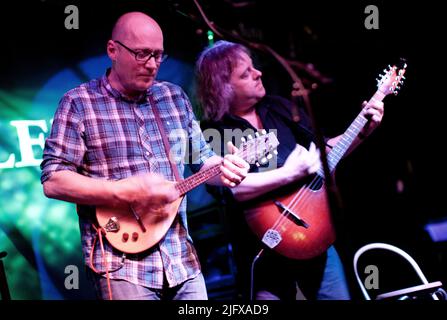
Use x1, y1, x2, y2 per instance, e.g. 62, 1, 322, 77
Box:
41, 12, 249, 300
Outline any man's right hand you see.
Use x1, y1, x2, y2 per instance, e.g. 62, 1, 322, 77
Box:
114, 173, 180, 215
281, 142, 321, 182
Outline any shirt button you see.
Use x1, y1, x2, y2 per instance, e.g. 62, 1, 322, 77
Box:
145, 151, 150, 156
166, 121, 170, 125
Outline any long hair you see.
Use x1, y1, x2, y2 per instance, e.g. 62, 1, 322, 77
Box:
195, 41, 250, 121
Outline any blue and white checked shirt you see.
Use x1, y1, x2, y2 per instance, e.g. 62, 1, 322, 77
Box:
41, 71, 215, 289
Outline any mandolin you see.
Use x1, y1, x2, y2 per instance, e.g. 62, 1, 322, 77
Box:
244, 61, 407, 260
96, 131, 279, 254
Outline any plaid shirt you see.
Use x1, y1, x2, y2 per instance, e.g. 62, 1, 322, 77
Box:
41, 72, 214, 289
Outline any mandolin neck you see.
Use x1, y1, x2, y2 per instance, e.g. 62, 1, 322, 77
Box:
175, 164, 222, 195
319, 90, 386, 176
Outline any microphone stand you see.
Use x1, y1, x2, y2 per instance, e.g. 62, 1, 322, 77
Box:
240, 42, 344, 253
249, 45, 343, 220
289, 74, 345, 238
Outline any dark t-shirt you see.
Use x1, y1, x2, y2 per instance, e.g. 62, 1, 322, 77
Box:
200, 95, 330, 298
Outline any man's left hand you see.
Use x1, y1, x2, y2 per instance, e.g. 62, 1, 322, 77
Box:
361, 100, 384, 138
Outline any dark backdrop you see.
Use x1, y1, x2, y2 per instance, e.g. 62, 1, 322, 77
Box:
1, 0, 446, 300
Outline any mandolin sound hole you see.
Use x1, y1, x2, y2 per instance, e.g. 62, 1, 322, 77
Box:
308, 176, 324, 191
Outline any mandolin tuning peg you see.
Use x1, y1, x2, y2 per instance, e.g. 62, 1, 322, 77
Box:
273, 150, 278, 155
247, 134, 253, 140
241, 137, 246, 143
267, 153, 273, 160
255, 132, 260, 137
255, 161, 260, 167
261, 129, 267, 135
261, 157, 268, 164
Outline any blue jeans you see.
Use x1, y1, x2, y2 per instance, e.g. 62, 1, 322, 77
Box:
88, 269, 208, 300
315, 246, 350, 300
255, 246, 351, 300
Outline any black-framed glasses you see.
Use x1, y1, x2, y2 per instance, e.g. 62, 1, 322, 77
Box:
114, 40, 168, 64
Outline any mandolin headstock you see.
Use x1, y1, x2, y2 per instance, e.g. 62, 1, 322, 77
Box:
237, 130, 279, 166
376, 58, 407, 96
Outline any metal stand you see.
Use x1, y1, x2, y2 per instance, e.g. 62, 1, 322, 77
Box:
353, 243, 446, 300
375, 281, 445, 300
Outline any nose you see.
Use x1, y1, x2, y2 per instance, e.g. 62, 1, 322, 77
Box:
253, 68, 262, 79
144, 56, 158, 69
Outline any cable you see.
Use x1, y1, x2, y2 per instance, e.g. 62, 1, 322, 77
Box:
250, 248, 264, 301
89, 225, 126, 300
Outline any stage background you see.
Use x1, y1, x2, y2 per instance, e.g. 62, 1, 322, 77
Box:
1, 0, 446, 300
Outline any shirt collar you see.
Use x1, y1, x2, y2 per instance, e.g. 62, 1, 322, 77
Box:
220, 98, 268, 129
101, 68, 150, 103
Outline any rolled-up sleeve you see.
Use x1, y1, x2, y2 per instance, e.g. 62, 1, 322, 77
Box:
40, 95, 86, 183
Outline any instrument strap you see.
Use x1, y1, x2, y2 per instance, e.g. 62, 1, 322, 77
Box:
148, 93, 181, 182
